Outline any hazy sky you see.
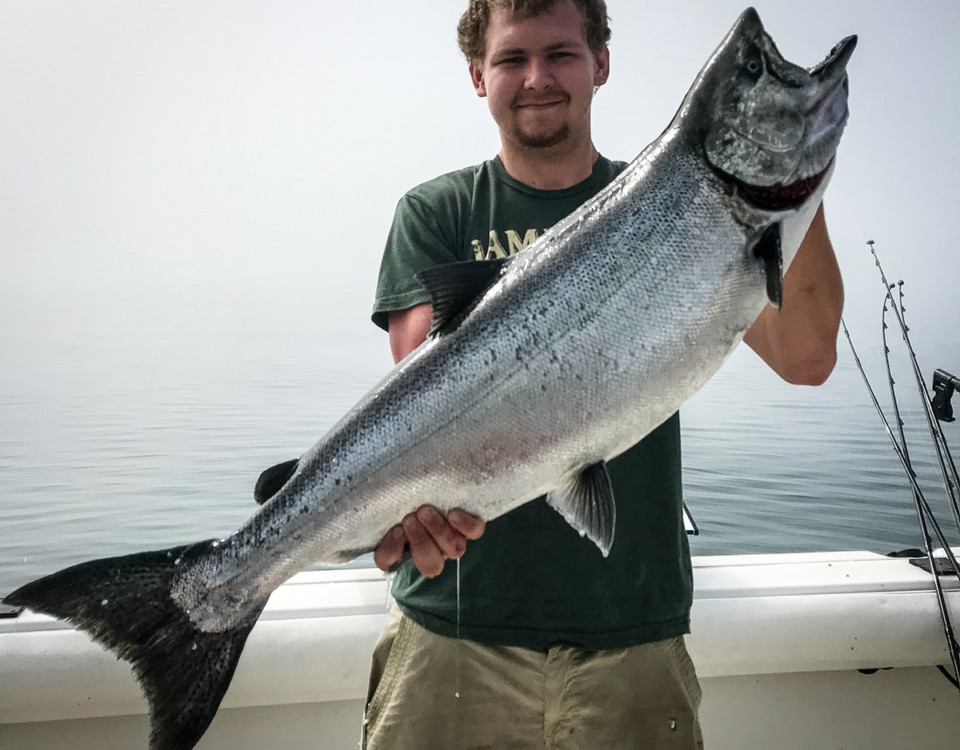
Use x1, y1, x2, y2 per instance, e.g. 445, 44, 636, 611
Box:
1, 0, 958, 351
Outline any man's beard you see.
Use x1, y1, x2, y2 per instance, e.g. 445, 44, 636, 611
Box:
513, 123, 571, 150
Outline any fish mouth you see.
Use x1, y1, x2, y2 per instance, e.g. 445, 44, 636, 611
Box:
809, 35, 858, 78
723, 162, 831, 212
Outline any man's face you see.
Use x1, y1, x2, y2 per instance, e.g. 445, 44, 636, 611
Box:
470, 1, 609, 153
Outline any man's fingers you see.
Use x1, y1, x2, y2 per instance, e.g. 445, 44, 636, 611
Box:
403, 513, 446, 577
374, 507, 487, 578
448, 509, 486, 540
416, 505, 468, 560
373, 525, 407, 573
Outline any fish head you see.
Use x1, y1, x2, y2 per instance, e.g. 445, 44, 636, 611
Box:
680, 7, 856, 212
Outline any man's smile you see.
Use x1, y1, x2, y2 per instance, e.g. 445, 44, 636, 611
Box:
514, 97, 568, 110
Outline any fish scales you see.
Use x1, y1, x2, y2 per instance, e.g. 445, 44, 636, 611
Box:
244, 140, 748, 573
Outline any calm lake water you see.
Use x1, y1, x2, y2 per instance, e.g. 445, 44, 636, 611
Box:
1, 321, 958, 596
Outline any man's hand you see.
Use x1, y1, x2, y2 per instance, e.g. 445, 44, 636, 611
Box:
374, 506, 486, 577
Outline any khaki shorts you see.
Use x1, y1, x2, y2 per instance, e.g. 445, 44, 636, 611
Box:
363, 606, 703, 750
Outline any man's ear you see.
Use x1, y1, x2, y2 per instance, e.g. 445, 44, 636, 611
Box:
469, 63, 487, 97
593, 46, 610, 87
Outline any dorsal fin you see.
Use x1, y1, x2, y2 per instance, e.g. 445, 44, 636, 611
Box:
415, 258, 510, 336
753, 223, 783, 309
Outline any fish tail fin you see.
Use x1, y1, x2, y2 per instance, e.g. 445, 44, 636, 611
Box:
3, 541, 269, 750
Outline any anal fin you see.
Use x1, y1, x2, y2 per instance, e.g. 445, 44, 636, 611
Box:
546, 460, 617, 557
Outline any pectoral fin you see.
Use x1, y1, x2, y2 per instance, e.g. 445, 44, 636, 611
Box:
415, 258, 510, 336
753, 223, 783, 309
546, 460, 617, 557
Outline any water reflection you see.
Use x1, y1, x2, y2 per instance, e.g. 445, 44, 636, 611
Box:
1, 326, 957, 595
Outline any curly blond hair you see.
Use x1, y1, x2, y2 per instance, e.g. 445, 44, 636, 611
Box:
457, 0, 611, 62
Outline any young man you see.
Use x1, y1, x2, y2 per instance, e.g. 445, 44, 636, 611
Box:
365, 1, 843, 747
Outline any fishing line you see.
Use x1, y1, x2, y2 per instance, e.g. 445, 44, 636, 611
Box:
455, 556, 462, 700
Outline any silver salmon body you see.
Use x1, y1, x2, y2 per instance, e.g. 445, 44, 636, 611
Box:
5, 9, 856, 750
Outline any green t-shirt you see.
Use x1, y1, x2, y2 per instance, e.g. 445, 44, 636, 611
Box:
371, 156, 692, 650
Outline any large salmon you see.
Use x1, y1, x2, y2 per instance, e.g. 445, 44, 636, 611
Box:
4, 9, 855, 749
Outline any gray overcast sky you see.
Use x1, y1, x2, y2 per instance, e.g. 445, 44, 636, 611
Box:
1, 0, 958, 351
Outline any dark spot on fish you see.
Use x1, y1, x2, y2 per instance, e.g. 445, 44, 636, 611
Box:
335, 478, 341, 486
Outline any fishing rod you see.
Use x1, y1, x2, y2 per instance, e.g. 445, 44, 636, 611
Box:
897, 286, 960, 533
842, 317, 960, 690
841, 239, 960, 691
884, 262, 960, 689
841, 314, 960, 571
880, 293, 960, 689
872, 243, 960, 531
886, 279, 960, 550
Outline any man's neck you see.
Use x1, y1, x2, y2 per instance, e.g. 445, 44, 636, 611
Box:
498, 139, 600, 191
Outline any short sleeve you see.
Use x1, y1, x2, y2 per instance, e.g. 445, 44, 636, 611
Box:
371, 192, 461, 331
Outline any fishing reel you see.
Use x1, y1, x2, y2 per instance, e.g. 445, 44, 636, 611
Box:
931, 369, 959, 423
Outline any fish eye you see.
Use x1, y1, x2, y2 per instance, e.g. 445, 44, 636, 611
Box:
739, 43, 764, 82
739, 53, 764, 84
